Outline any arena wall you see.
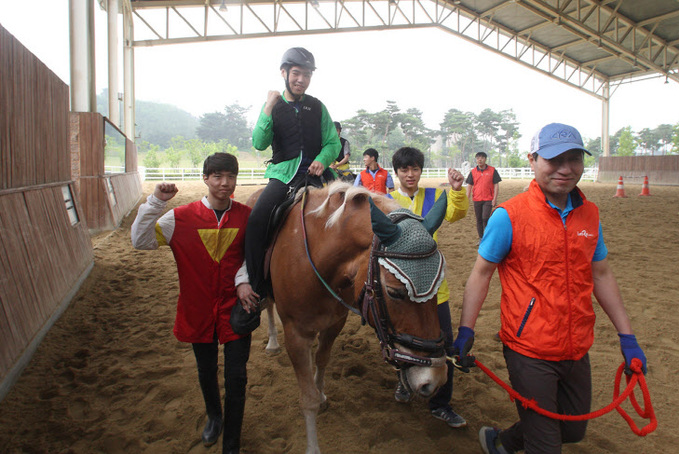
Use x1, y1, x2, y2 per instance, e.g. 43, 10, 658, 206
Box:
598, 156, 679, 185
0, 24, 94, 400
70, 113, 142, 233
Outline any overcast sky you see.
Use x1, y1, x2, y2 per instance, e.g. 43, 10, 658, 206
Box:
1, 1, 678, 152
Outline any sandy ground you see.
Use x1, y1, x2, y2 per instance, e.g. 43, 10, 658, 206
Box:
0, 178, 676, 454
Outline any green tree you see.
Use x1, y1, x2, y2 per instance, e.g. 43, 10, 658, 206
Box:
671, 123, 679, 154
440, 109, 476, 164
186, 138, 208, 167
655, 124, 674, 155
223, 103, 252, 149
476, 108, 501, 154
165, 136, 186, 167
616, 126, 635, 156
142, 144, 161, 168
398, 108, 433, 152
196, 112, 227, 143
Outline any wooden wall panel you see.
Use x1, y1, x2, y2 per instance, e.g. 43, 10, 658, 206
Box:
0, 186, 93, 387
0, 25, 94, 397
0, 24, 69, 190
598, 156, 679, 185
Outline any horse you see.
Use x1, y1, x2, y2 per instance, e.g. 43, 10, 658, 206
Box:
247, 181, 449, 454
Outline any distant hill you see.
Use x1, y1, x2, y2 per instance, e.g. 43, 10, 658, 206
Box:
96, 90, 198, 148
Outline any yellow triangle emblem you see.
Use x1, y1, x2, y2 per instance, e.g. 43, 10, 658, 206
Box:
198, 228, 239, 262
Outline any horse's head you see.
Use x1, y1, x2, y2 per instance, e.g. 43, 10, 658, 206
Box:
365, 195, 449, 398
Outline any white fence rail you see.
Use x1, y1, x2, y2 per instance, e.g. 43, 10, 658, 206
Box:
127, 166, 598, 182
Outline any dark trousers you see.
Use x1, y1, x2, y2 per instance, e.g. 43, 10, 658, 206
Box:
473, 200, 493, 238
428, 301, 455, 411
499, 346, 591, 454
193, 334, 252, 451
244, 173, 322, 296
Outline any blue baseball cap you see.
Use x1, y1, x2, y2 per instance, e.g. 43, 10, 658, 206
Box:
530, 123, 591, 159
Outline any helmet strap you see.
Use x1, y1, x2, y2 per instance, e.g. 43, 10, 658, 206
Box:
284, 68, 303, 101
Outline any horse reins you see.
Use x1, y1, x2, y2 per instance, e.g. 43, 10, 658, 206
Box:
299, 188, 446, 369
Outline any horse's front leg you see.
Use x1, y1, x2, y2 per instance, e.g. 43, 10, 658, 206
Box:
314, 316, 347, 411
283, 323, 323, 454
264, 302, 281, 355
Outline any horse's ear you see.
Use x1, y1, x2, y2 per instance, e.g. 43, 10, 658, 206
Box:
421, 191, 447, 235
369, 197, 401, 246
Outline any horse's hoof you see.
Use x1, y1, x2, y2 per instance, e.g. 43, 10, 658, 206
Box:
265, 346, 282, 356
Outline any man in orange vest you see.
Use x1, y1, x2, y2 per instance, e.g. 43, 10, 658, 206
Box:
465, 151, 502, 239
453, 123, 647, 454
353, 148, 394, 194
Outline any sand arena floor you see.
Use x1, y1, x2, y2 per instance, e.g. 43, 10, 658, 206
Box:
0, 179, 677, 453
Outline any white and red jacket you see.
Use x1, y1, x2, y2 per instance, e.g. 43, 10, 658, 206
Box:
131, 194, 250, 344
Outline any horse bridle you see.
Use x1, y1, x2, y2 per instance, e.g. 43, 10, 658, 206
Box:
299, 188, 446, 370
363, 236, 447, 369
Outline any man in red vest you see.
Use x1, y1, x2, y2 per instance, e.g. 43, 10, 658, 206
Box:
453, 123, 647, 454
465, 151, 502, 239
354, 147, 394, 194
131, 153, 258, 454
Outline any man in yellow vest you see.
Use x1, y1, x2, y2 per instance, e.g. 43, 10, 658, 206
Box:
388, 146, 469, 428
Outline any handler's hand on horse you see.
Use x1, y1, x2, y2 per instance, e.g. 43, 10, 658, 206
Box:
154, 183, 178, 201
237, 284, 260, 313
447, 168, 464, 192
618, 333, 647, 375
452, 326, 476, 373
307, 160, 325, 176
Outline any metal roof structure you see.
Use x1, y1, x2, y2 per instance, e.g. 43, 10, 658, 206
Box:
123, 0, 679, 100
88, 0, 678, 154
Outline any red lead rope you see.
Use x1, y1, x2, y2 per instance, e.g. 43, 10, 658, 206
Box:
472, 357, 657, 436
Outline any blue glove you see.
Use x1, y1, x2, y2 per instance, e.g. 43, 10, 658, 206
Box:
452, 326, 476, 372
618, 333, 647, 375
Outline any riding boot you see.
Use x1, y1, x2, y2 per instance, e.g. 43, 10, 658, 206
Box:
198, 370, 223, 446
222, 395, 246, 454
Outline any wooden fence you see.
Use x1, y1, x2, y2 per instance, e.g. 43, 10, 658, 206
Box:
0, 24, 94, 400
598, 156, 679, 185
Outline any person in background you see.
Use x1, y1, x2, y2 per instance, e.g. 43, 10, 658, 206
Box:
354, 148, 394, 194
465, 151, 501, 239
330, 121, 353, 181
388, 146, 469, 428
453, 123, 647, 454
246, 47, 340, 299
131, 153, 258, 454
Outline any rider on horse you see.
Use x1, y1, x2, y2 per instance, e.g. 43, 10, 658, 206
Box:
245, 47, 341, 299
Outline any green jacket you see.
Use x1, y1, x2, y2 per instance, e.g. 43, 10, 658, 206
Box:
252, 92, 340, 184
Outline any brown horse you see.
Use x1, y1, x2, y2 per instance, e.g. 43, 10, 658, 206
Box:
249, 181, 448, 453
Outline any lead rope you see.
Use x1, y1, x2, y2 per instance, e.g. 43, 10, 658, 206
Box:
452, 356, 657, 436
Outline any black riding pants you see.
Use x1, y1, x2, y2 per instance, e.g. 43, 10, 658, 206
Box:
192, 334, 252, 451
473, 200, 493, 238
244, 173, 323, 297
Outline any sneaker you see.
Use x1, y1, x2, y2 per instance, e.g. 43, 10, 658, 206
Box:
479, 426, 512, 454
394, 381, 412, 403
430, 407, 467, 428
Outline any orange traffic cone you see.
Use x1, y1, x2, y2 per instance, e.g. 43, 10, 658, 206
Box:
639, 176, 651, 196
613, 176, 628, 198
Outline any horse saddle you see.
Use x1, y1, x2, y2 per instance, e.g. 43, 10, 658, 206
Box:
261, 176, 328, 289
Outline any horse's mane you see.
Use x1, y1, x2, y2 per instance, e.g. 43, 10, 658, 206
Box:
295, 181, 400, 229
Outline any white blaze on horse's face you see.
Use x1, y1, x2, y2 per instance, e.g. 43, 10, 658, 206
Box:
380, 272, 448, 396
400, 346, 447, 397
